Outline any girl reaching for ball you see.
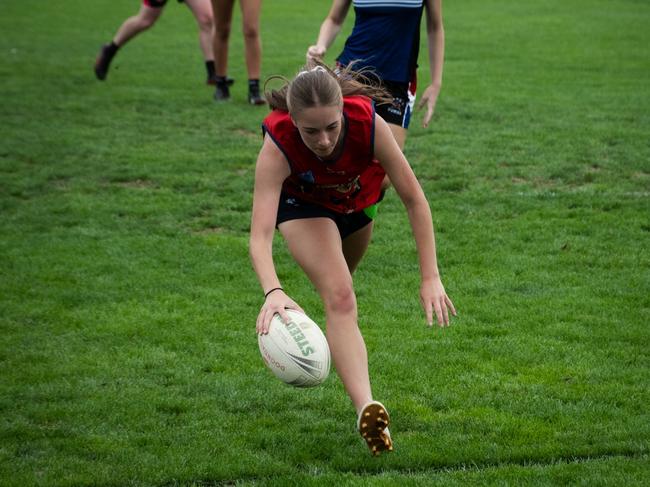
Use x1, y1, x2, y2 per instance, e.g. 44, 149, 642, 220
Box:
249, 62, 456, 456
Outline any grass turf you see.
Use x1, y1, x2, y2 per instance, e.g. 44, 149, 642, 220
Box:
1, 0, 649, 485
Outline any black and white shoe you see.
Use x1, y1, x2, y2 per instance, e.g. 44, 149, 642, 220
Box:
214, 81, 230, 101
214, 76, 235, 101
248, 85, 266, 105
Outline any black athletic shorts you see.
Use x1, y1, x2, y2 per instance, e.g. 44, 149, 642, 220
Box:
374, 79, 416, 129
143, 0, 184, 8
276, 193, 376, 239
335, 63, 416, 129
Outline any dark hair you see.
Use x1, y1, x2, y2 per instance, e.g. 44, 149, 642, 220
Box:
264, 61, 391, 115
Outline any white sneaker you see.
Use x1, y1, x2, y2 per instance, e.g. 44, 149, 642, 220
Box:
357, 401, 393, 456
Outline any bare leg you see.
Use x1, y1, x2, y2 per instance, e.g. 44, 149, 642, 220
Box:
342, 222, 374, 274
239, 0, 262, 79
185, 0, 215, 60
278, 218, 373, 412
94, 4, 163, 80
113, 4, 163, 47
210, 0, 235, 77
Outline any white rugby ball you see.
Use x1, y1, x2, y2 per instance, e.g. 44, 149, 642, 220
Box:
258, 309, 330, 388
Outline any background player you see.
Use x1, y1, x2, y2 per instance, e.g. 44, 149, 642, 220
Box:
94, 0, 215, 84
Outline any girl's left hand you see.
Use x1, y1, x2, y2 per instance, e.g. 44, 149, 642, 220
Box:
420, 276, 456, 327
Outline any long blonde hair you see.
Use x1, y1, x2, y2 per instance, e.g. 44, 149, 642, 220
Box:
264, 61, 391, 115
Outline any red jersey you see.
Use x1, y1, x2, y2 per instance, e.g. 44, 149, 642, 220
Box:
262, 96, 385, 214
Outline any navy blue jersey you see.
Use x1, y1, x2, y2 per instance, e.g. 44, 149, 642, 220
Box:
337, 0, 424, 84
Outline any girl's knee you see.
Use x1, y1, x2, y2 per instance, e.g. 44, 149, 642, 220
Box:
241, 23, 259, 40
215, 23, 231, 40
197, 14, 213, 31
323, 284, 357, 316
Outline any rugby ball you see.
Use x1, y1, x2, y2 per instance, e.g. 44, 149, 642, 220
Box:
258, 309, 330, 388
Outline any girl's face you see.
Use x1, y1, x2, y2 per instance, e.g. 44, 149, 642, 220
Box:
292, 105, 344, 159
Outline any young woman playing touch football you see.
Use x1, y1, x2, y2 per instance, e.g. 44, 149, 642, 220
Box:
249, 64, 455, 455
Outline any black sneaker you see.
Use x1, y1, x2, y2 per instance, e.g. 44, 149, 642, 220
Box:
214, 82, 230, 101
94, 44, 114, 81
248, 85, 266, 105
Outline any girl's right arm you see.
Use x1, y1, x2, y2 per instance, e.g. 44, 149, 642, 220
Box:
250, 135, 303, 334
306, 0, 352, 62
418, 0, 445, 128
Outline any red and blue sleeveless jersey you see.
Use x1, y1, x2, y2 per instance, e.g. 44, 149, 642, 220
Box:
262, 96, 385, 214
337, 0, 424, 84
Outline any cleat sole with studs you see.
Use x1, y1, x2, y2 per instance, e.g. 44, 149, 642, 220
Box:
357, 402, 392, 456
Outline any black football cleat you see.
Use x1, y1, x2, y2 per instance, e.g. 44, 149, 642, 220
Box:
94, 44, 114, 81
214, 82, 230, 101
248, 84, 266, 105
214, 77, 234, 101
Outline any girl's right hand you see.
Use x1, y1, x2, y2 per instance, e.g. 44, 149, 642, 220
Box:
256, 290, 305, 335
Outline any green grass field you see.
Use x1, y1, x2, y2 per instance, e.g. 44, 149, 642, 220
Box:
1, 0, 649, 485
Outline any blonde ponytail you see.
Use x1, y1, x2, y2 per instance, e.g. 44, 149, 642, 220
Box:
264, 61, 391, 114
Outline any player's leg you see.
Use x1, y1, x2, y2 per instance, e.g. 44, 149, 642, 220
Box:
341, 218, 374, 274
239, 0, 264, 104
210, 0, 235, 99
278, 217, 372, 413
280, 216, 392, 454
184, 0, 216, 83
114, 2, 164, 46
94, 2, 164, 80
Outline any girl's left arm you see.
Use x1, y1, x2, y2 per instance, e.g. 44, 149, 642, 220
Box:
374, 115, 456, 326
